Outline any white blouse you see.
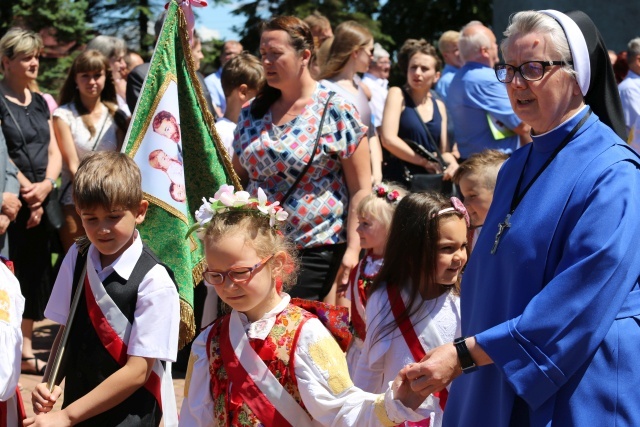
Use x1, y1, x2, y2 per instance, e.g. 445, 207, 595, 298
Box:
354, 287, 461, 427
53, 103, 118, 205
180, 294, 431, 426
0, 262, 24, 402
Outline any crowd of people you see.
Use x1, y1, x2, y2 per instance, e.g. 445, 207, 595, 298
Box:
1, 6, 640, 427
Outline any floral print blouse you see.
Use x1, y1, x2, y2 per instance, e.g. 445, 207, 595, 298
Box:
234, 83, 366, 248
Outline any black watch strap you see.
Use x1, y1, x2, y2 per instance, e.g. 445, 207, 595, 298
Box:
454, 336, 478, 373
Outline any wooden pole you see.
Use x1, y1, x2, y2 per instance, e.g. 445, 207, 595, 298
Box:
47, 263, 87, 392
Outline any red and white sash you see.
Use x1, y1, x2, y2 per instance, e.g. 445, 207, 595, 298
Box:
218, 310, 314, 427
0, 389, 25, 427
387, 286, 448, 427
349, 266, 367, 341
84, 257, 178, 427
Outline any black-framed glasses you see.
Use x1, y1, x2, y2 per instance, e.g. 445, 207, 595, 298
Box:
203, 254, 274, 286
494, 61, 573, 83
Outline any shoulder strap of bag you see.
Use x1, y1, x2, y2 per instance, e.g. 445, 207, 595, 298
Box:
279, 91, 335, 206
0, 91, 37, 174
90, 108, 110, 151
402, 88, 447, 168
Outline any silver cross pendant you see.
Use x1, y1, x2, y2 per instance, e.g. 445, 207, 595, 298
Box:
491, 214, 511, 255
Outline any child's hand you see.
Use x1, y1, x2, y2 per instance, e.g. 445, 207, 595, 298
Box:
23, 410, 72, 427
32, 383, 62, 414
392, 366, 426, 410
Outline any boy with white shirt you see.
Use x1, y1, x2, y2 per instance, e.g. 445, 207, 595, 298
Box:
216, 52, 265, 154
28, 151, 180, 427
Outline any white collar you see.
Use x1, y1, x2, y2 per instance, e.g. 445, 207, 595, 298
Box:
88, 230, 143, 280
236, 293, 291, 340
531, 105, 588, 138
363, 72, 388, 86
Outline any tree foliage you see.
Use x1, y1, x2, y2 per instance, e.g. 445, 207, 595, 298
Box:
0, 0, 91, 94
220, 0, 386, 54
85, 0, 160, 53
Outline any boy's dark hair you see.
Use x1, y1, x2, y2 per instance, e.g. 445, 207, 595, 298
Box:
452, 149, 509, 190
73, 151, 143, 211
368, 191, 462, 345
220, 51, 265, 98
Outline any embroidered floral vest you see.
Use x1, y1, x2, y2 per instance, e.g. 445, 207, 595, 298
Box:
206, 304, 314, 426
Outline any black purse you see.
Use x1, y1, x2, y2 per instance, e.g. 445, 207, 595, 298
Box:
404, 99, 457, 197
0, 92, 64, 230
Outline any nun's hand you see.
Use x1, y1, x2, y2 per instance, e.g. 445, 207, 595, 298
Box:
404, 343, 461, 397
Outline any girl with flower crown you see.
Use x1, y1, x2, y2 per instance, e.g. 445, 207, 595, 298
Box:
345, 182, 405, 375
179, 185, 433, 427
353, 192, 468, 427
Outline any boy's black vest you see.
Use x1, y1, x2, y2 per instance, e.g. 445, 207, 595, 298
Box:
61, 241, 169, 427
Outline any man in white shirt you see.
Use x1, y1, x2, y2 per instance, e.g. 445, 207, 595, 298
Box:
361, 43, 391, 131
204, 40, 243, 118
618, 37, 640, 138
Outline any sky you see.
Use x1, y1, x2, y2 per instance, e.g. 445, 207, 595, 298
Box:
193, 2, 245, 42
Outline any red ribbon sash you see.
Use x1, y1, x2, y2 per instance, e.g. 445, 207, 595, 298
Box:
83, 275, 163, 407
218, 316, 292, 427
387, 286, 448, 425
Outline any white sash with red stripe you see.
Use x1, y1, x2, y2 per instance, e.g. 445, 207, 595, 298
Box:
85, 257, 178, 427
226, 310, 315, 427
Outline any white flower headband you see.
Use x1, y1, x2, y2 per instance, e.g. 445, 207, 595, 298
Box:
187, 184, 289, 239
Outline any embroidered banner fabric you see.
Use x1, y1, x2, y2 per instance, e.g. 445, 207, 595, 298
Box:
122, 0, 240, 346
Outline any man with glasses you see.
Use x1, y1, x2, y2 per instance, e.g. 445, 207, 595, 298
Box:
362, 43, 391, 132
447, 21, 530, 161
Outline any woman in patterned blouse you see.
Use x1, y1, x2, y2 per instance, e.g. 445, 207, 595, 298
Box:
232, 16, 371, 303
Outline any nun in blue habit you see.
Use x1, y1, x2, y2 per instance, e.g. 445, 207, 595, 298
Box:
402, 9, 640, 427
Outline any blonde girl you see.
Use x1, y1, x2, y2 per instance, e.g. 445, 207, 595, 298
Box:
180, 185, 433, 427
346, 182, 405, 373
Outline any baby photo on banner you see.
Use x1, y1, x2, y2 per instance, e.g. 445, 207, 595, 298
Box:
132, 81, 188, 216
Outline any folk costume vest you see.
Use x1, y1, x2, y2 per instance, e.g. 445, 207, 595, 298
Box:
61, 241, 171, 427
206, 304, 315, 427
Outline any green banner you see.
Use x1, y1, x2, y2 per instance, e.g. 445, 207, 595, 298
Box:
123, 0, 240, 347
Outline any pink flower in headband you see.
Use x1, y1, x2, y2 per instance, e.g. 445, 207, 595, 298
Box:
372, 184, 403, 203
187, 185, 289, 239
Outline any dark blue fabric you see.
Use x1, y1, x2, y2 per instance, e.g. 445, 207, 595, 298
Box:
382, 89, 443, 182
397, 88, 441, 154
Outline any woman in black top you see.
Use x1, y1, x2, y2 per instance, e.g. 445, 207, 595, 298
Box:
0, 27, 61, 375
381, 39, 459, 186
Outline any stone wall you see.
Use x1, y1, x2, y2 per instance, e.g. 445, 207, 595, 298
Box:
493, 0, 639, 53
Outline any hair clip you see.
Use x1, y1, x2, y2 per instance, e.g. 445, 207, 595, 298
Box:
373, 183, 403, 203
434, 197, 470, 227
186, 185, 288, 239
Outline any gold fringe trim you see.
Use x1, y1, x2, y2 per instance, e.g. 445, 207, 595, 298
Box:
176, 5, 243, 191
179, 299, 196, 349
75, 235, 91, 256
192, 258, 207, 286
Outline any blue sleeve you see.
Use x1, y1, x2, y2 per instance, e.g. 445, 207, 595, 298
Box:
466, 76, 521, 131
475, 159, 640, 409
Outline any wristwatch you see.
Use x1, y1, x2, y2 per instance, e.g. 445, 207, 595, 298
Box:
453, 336, 478, 374
45, 177, 57, 189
